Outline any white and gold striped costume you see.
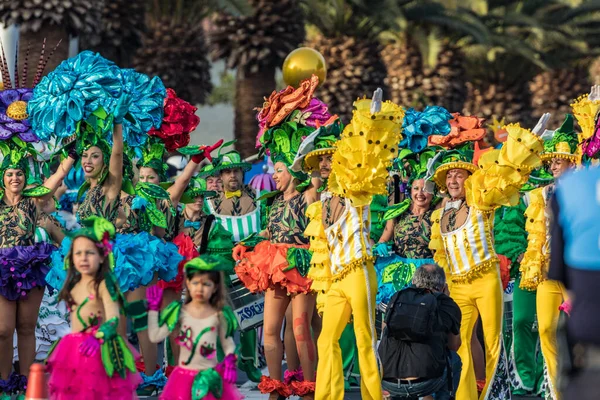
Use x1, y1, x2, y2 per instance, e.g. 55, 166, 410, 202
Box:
312, 97, 404, 400
430, 124, 544, 400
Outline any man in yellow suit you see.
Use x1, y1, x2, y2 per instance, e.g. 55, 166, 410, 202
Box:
304, 90, 404, 400
429, 113, 549, 399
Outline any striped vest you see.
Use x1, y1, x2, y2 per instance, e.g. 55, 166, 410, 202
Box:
441, 207, 498, 278
206, 190, 262, 243
324, 203, 372, 278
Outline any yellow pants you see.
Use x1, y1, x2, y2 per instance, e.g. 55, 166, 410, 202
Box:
315, 261, 381, 400
536, 279, 568, 400
451, 269, 508, 400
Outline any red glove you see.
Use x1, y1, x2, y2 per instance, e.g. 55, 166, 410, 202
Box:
232, 244, 247, 262
191, 139, 224, 164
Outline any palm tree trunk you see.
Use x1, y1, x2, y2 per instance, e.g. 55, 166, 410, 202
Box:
18, 24, 69, 87
234, 67, 276, 159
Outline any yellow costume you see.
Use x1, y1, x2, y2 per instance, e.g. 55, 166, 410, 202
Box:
430, 124, 544, 400
519, 113, 583, 400
310, 95, 404, 400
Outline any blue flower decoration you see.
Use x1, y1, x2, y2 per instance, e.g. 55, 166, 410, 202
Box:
27, 51, 122, 141
28, 51, 166, 148
400, 106, 452, 153
117, 69, 165, 148
132, 196, 149, 210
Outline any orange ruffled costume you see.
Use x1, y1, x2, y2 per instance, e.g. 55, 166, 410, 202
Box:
234, 241, 312, 295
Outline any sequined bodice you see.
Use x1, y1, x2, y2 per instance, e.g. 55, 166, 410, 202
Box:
77, 185, 120, 224
0, 197, 37, 247
267, 193, 309, 245
393, 209, 434, 259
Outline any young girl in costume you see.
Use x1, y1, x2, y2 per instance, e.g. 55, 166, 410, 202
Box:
146, 256, 241, 400
46, 217, 140, 399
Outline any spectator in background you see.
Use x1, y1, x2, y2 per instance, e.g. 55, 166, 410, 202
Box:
379, 264, 461, 400
549, 166, 600, 400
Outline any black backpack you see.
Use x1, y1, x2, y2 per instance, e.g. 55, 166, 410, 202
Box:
384, 286, 441, 342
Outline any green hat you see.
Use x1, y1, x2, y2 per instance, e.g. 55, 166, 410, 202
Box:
540, 114, 580, 164
184, 255, 232, 273
204, 224, 235, 270
432, 145, 478, 189
211, 150, 252, 175
521, 167, 554, 192
180, 176, 217, 204
259, 120, 310, 186
197, 163, 219, 179
64, 216, 116, 270
137, 139, 168, 181
401, 147, 439, 184
291, 119, 343, 173
76, 107, 114, 162
0, 139, 51, 197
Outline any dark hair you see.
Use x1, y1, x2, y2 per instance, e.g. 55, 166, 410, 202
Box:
412, 264, 446, 292
58, 236, 111, 307
184, 269, 228, 310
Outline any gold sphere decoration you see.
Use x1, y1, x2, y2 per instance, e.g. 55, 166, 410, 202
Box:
282, 47, 327, 88
6, 101, 28, 121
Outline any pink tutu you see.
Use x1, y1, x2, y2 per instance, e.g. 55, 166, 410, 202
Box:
47, 332, 142, 400
160, 366, 243, 400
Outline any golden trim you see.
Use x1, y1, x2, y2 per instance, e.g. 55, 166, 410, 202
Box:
449, 258, 499, 284
331, 256, 376, 282
303, 147, 336, 172
540, 152, 580, 164
433, 161, 479, 188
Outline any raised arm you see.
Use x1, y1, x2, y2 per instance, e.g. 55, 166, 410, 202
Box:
40, 155, 76, 199
105, 123, 124, 201
168, 139, 223, 206
146, 285, 174, 343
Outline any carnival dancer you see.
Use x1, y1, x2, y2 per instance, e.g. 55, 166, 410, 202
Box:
299, 90, 404, 400
0, 142, 77, 396
0, 40, 75, 395
375, 148, 439, 304
204, 148, 263, 382
46, 217, 141, 399
519, 114, 581, 400
234, 110, 318, 399
495, 173, 546, 396
373, 106, 454, 303
292, 119, 365, 389
428, 113, 550, 399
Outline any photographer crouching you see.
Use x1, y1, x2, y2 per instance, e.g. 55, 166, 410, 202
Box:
379, 264, 461, 400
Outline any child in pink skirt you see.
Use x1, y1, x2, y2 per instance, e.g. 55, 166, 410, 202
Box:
147, 256, 242, 400
46, 217, 141, 399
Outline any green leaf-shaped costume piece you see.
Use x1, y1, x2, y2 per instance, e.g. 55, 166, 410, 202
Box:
383, 198, 411, 221
138, 140, 168, 181
134, 182, 173, 230
237, 233, 266, 250
22, 185, 51, 197
101, 334, 137, 379
191, 368, 223, 400
284, 247, 312, 277
221, 306, 238, 338
159, 300, 183, 332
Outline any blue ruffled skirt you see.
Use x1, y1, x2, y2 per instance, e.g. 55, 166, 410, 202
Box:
374, 254, 434, 304
46, 232, 182, 292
